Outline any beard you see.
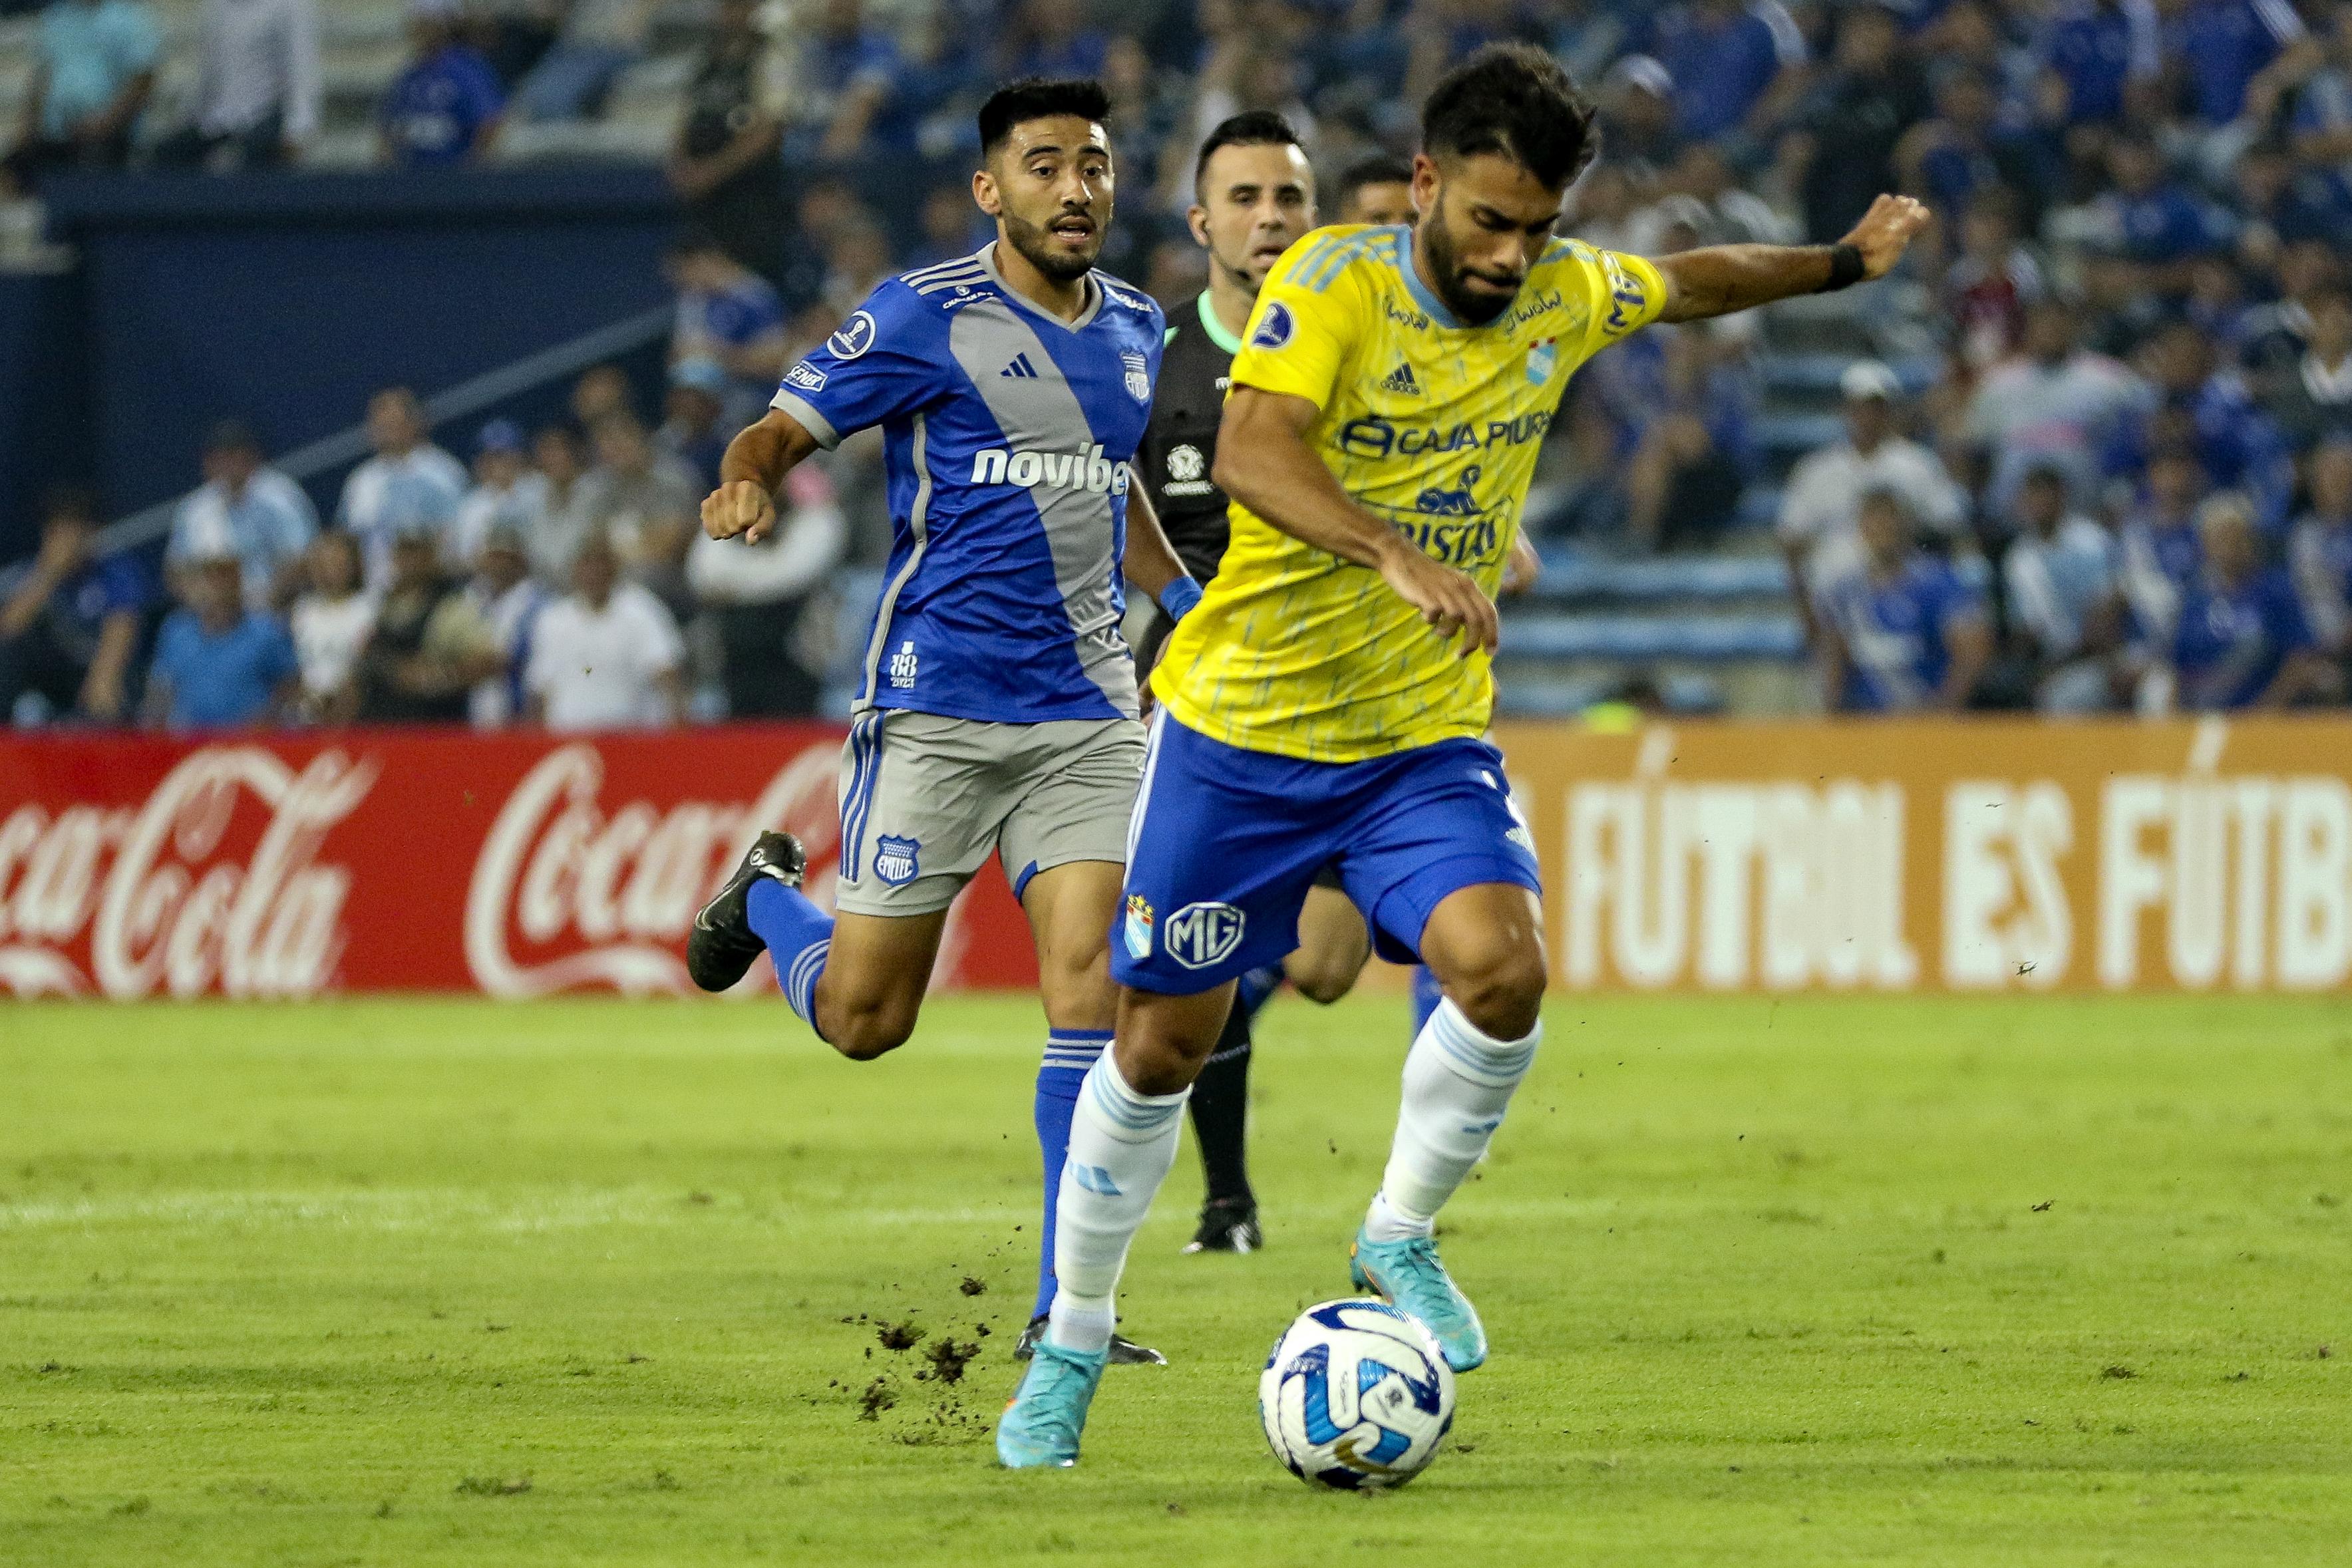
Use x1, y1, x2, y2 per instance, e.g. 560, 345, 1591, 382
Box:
1421, 216, 1523, 327
1001, 205, 1106, 283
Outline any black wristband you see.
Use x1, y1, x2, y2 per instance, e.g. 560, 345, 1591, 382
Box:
1818, 243, 1866, 293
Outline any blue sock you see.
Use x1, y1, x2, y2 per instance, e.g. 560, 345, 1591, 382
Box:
1410, 965, 1444, 1038
1235, 964, 1282, 1021
746, 879, 834, 1031
1033, 1028, 1110, 1321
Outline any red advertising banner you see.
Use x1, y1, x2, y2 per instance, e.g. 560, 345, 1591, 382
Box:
0, 725, 1038, 999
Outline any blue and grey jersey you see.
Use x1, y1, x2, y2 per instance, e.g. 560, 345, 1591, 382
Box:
770, 244, 1166, 724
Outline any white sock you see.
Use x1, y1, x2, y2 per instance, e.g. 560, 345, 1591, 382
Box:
1044, 1054, 1189, 1354
1364, 999, 1540, 1243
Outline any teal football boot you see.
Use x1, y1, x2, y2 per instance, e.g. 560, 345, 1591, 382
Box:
1349, 1225, 1488, 1372
995, 1338, 1107, 1469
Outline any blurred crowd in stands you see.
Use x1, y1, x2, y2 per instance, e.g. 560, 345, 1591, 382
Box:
0, 367, 844, 730
8, 0, 2352, 726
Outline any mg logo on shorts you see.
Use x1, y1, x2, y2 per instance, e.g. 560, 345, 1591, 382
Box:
873, 834, 921, 886
1164, 901, 1246, 969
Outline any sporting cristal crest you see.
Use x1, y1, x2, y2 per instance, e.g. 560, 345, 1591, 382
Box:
1122, 893, 1154, 959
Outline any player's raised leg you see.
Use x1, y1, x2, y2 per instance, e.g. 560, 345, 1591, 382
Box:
691, 706, 985, 1056
1352, 880, 1546, 1373
691, 823, 945, 1057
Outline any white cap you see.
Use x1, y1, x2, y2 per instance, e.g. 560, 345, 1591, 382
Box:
177, 506, 239, 565
1840, 360, 1901, 402
1605, 55, 1674, 98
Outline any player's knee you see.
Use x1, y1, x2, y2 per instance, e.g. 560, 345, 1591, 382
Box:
1122, 1032, 1211, 1096
1447, 945, 1546, 1042
820, 1002, 918, 1061
1114, 990, 1230, 1096
1284, 947, 1361, 1006
1037, 946, 1114, 1023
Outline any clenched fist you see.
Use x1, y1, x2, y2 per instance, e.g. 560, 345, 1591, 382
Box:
702, 480, 776, 544
1839, 194, 1933, 281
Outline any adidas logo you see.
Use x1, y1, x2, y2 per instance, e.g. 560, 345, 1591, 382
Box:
1001, 352, 1041, 379
1072, 1164, 1123, 1196
1379, 360, 1420, 396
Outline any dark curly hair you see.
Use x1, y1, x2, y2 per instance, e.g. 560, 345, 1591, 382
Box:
1421, 44, 1599, 192
978, 77, 1114, 157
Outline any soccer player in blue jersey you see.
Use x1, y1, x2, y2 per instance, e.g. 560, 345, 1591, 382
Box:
685, 77, 1200, 1366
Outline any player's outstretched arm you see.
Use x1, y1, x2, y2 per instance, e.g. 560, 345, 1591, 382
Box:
705, 409, 824, 546
1215, 387, 1497, 658
1653, 194, 1931, 325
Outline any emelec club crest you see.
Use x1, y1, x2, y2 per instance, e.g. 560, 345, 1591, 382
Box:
1122, 351, 1150, 403
874, 834, 921, 886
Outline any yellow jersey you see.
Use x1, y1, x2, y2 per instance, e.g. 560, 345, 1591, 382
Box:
1152, 223, 1667, 762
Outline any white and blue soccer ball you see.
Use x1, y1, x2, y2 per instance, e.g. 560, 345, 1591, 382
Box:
1259, 1298, 1456, 1490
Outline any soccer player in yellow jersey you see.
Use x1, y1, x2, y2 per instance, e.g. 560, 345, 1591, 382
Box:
999, 44, 1928, 1468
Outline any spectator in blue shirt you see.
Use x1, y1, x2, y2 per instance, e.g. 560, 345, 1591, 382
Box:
1898, 68, 2052, 231
1007, 0, 1111, 83
1595, 55, 1686, 175
2099, 140, 2234, 272
1650, 0, 1810, 146
665, 230, 789, 425
2033, 0, 2158, 129
2118, 446, 2211, 645
379, 0, 505, 169
657, 358, 731, 493
144, 549, 299, 730
790, 0, 910, 162
2170, 0, 2309, 128
168, 419, 319, 613
0, 487, 148, 725
2106, 322, 2291, 524
1820, 488, 1994, 712
2170, 490, 2332, 709
2289, 437, 2352, 659
2234, 139, 2352, 251
1, 0, 160, 194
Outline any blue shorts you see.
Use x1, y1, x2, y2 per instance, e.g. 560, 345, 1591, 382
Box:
1111, 713, 1541, 995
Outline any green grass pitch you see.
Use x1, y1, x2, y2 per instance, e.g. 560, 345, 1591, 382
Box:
4, 993, 2349, 1565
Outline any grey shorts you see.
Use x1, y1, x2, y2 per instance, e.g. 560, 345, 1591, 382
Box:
834, 708, 1147, 917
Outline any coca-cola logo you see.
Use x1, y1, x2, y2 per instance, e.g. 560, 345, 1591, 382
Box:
463, 742, 850, 997
1, 731, 986, 1001
0, 747, 374, 998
